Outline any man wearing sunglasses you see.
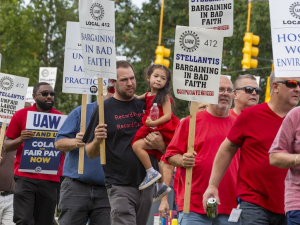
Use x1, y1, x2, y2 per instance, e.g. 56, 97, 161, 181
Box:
203, 72, 300, 225
3, 82, 63, 225
230, 74, 260, 117
54, 81, 114, 225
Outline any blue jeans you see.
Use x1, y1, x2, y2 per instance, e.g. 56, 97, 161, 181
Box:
240, 200, 287, 225
287, 210, 300, 225
178, 211, 240, 225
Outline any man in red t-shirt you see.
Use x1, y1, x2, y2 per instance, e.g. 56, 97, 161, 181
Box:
3, 82, 63, 225
229, 74, 261, 118
158, 102, 208, 217
164, 76, 238, 224
203, 72, 300, 225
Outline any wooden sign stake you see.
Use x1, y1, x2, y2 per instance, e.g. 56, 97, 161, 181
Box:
183, 101, 197, 213
0, 123, 6, 157
78, 94, 87, 174
98, 78, 106, 164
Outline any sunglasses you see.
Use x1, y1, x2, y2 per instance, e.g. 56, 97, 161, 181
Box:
107, 86, 115, 93
277, 80, 300, 89
235, 86, 262, 95
37, 91, 55, 97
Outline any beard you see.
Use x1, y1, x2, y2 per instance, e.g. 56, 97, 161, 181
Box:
35, 99, 54, 111
115, 84, 135, 100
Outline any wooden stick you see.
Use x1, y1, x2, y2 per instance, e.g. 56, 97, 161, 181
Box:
78, 94, 87, 174
98, 78, 106, 165
0, 123, 7, 157
183, 101, 197, 213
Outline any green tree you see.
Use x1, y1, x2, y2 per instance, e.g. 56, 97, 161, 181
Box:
0, 0, 42, 80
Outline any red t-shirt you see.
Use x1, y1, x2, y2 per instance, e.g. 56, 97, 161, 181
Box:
229, 108, 238, 118
165, 110, 238, 215
227, 102, 288, 214
5, 104, 64, 182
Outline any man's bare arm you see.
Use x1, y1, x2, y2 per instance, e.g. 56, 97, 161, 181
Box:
144, 131, 166, 154
85, 124, 107, 159
4, 130, 34, 152
158, 163, 175, 218
168, 152, 197, 168
55, 132, 85, 153
209, 138, 239, 187
202, 138, 239, 210
270, 152, 297, 169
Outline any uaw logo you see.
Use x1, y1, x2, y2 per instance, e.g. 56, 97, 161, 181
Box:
179, 30, 200, 53
35, 166, 42, 173
90, 85, 98, 94
41, 69, 49, 77
0, 76, 14, 91
285, 2, 300, 24
90, 3, 105, 21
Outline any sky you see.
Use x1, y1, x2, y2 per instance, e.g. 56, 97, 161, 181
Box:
132, 0, 148, 9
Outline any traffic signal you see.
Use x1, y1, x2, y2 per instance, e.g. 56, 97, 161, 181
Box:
154, 46, 170, 68
241, 32, 260, 69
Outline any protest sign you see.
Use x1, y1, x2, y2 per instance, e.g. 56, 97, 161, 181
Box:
0, 73, 29, 124
173, 26, 224, 213
173, 26, 224, 104
269, 0, 300, 77
63, 22, 126, 95
25, 86, 35, 105
189, 0, 233, 37
63, 21, 108, 95
79, 0, 117, 164
79, 0, 116, 79
19, 112, 67, 175
39, 67, 57, 89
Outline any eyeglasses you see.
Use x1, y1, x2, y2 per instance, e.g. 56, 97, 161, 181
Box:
37, 91, 55, 97
107, 86, 115, 94
277, 80, 300, 89
235, 86, 262, 95
219, 88, 233, 94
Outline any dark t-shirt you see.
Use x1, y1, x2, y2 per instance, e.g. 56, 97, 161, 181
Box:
83, 97, 159, 187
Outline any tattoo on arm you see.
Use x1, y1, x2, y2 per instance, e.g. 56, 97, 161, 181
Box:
230, 142, 240, 148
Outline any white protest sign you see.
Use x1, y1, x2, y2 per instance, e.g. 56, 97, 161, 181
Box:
25, 86, 35, 104
63, 21, 108, 95
269, 0, 300, 77
173, 26, 224, 104
79, 0, 116, 79
0, 73, 29, 123
19, 112, 67, 174
189, 0, 233, 37
39, 67, 57, 88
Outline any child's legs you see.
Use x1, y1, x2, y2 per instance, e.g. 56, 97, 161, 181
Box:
157, 162, 164, 184
132, 139, 153, 170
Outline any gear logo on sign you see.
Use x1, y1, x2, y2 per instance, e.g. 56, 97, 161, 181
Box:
90, 3, 105, 21
90, 85, 98, 94
0, 76, 14, 91
179, 30, 200, 53
290, 2, 300, 19
41, 69, 49, 77
35, 166, 42, 173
